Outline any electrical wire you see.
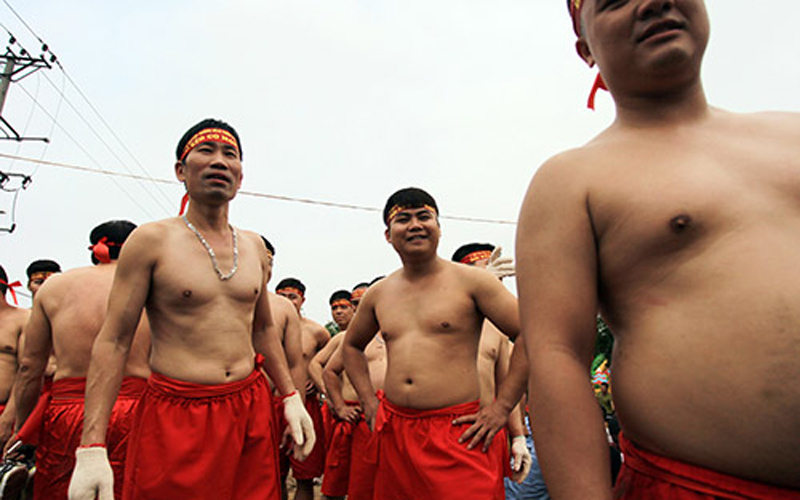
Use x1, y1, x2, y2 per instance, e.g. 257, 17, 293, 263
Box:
0, 152, 518, 225
11, 85, 158, 220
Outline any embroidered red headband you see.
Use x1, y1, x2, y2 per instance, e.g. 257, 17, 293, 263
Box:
351, 288, 366, 301
277, 287, 305, 299
0, 279, 22, 306
180, 128, 239, 161
460, 250, 492, 265
331, 299, 353, 308
387, 204, 438, 224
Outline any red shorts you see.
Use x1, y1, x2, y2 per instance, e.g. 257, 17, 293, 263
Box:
288, 391, 326, 480
122, 369, 280, 500
374, 397, 507, 500
616, 433, 800, 500
33, 376, 145, 500
320, 401, 377, 500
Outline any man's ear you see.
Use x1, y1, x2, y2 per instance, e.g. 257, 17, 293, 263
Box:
175, 160, 186, 182
384, 228, 391, 243
576, 39, 595, 67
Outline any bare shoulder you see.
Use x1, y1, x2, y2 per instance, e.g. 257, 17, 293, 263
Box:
737, 109, 800, 138
121, 219, 173, 256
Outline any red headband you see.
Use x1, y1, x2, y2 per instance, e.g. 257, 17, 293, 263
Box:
460, 250, 492, 265
351, 288, 366, 301
387, 204, 438, 224
331, 299, 353, 308
180, 128, 239, 161
277, 287, 305, 299
88, 237, 122, 264
0, 279, 22, 306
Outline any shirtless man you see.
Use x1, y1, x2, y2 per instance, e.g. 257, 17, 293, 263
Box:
516, 2, 800, 498
343, 187, 527, 500
275, 278, 328, 499
0, 265, 28, 450
13, 220, 150, 500
320, 303, 385, 500
451, 243, 536, 491
26, 260, 61, 298
69, 118, 314, 500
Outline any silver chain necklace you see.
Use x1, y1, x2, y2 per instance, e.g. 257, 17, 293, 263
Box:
182, 214, 239, 281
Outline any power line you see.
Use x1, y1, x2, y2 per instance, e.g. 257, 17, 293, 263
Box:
1, 1, 174, 213
0, 152, 518, 225
9, 86, 158, 220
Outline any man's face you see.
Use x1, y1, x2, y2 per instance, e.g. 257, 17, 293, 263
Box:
350, 287, 368, 310
27, 277, 46, 296
384, 207, 441, 257
176, 141, 243, 204
277, 289, 304, 313
577, 0, 709, 92
330, 301, 355, 330
27, 272, 54, 297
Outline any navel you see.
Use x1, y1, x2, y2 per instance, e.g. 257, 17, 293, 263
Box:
182, 290, 193, 298
441, 321, 450, 329
669, 214, 692, 233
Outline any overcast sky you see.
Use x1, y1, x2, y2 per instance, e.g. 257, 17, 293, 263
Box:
1, 1, 798, 323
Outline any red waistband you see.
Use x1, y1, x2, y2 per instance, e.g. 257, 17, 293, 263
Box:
380, 397, 480, 419
619, 433, 800, 499
148, 368, 264, 399
51, 376, 148, 400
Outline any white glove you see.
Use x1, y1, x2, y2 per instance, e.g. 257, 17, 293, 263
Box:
486, 246, 515, 280
510, 435, 532, 484
68, 446, 114, 500
283, 392, 316, 461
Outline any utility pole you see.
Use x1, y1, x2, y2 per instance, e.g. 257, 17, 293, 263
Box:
0, 33, 53, 143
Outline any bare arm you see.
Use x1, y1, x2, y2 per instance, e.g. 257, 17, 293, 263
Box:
14, 295, 52, 430
342, 290, 380, 429
497, 337, 525, 439
309, 334, 343, 396
457, 273, 528, 448
516, 157, 611, 500
253, 250, 296, 397
277, 296, 306, 396
322, 342, 361, 423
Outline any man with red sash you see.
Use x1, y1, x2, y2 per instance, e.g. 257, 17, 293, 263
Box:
274, 278, 329, 500
343, 188, 528, 500
516, 1, 800, 498
11, 220, 149, 500
319, 299, 385, 500
69, 119, 314, 500
0, 265, 28, 448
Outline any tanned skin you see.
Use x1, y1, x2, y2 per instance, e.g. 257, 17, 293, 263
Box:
518, 1, 800, 498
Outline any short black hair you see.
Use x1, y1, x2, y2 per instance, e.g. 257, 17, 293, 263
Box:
329, 290, 352, 305
26, 259, 61, 278
0, 264, 7, 296
451, 243, 495, 263
352, 282, 369, 292
369, 275, 385, 286
383, 187, 438, 226
90, 220, 137, 265
260, 235, 276, 256
176, 118, 243, 161
276, 278, 305, 295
